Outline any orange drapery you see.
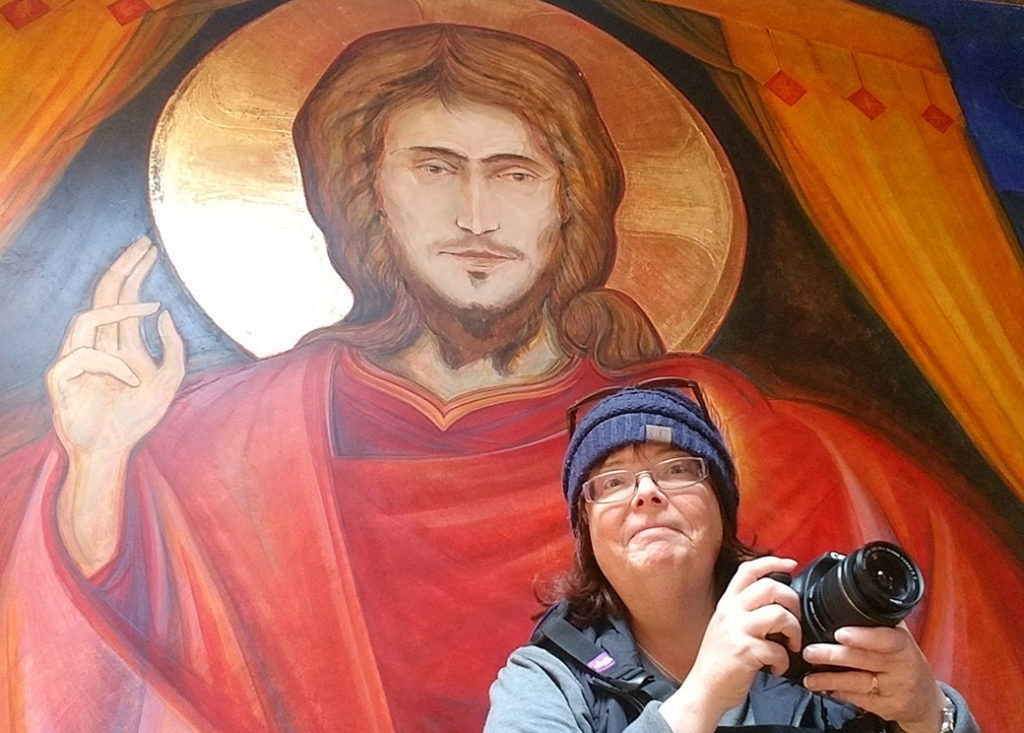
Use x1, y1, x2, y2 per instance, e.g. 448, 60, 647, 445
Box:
601, 0, 1024, 507
0, 0, 244, 254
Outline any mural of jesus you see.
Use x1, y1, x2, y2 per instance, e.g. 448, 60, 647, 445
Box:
1, 14, 1021, 733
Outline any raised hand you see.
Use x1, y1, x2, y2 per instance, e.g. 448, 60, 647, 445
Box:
47, 236, 185, 456
45, 236, 185, 574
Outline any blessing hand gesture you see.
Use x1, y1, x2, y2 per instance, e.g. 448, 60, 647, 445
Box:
46, 235, 185, 459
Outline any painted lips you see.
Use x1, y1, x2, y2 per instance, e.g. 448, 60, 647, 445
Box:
441, 246, 520, 269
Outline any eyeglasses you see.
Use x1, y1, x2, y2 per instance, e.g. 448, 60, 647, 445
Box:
582, 455, 709, 504
566, 377, 711, 436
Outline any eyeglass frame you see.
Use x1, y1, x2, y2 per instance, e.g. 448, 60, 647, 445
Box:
566, 377, 712, 437
581, 455, 710, 505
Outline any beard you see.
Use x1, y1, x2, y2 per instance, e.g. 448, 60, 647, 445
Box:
447, 300, 547, 372
411, 272, 555, 373
387, 231, 560, 372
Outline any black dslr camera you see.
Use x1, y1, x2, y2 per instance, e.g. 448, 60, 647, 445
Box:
771, 541, 924, 680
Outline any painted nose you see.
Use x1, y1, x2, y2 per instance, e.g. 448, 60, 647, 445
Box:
456, 173, 499, 235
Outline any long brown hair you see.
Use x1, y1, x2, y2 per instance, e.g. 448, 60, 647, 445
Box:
292, 23, 663, 368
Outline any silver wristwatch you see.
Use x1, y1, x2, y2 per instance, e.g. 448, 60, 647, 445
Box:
939, 694, 956, 732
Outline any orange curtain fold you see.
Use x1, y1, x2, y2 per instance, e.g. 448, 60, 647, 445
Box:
0, 0, 249, 254
598, 0, 1024, 505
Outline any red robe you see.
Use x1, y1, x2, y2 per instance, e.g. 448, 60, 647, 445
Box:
1, 342, 1021, 731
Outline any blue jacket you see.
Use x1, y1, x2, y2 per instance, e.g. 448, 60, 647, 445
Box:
484, 603, 978, 733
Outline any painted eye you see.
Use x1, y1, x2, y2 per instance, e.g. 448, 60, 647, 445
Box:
415, 159, 456, 177
498, 169, 536, 183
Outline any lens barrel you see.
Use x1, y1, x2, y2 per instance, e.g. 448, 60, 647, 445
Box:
799, 541, 924, 645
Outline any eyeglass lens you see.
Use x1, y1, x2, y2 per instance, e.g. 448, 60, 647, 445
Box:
583, 456, 708, 504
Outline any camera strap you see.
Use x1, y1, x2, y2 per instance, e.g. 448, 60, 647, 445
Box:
531, 606, 675, 716
531, 604, 888, 733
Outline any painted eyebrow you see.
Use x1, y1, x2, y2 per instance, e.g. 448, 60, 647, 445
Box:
403, 146, 546, 168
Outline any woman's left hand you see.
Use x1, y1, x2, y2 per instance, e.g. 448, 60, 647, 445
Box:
801, 623, 946, 733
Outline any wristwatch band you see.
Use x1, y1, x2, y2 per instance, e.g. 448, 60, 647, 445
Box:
939, 694, 956, 732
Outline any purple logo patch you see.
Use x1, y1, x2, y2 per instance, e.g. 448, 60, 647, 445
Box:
587, 651, 615, 673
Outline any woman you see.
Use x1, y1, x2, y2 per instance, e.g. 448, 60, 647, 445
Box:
484, 383, 978, 732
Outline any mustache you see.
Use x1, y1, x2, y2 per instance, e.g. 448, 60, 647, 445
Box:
433, 236, 523, 259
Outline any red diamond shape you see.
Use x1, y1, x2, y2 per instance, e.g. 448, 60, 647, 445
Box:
107, 0, 150, 25
765, 70, 806, 106
1, 0, 49, 29
922, 104, 953, 133
848, 87, 885, 119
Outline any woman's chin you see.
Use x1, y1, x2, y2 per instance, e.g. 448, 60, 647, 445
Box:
627, 540, 686, 571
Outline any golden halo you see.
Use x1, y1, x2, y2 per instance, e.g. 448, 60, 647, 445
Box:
149, 0, 745, 358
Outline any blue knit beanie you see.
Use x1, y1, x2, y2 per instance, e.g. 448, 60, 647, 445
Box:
562, 387, 738, 532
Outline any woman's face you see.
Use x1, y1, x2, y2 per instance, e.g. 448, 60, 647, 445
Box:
585, 442, 724, 593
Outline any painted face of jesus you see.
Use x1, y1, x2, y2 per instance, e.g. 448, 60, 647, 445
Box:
376, 97, 563, 314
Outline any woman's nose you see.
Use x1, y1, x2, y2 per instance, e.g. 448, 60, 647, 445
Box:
631, 473, 664, 505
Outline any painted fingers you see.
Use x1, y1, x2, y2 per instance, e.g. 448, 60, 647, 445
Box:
47, 237, 185, 454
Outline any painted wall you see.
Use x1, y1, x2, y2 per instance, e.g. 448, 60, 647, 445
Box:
1, 0, 1022, 729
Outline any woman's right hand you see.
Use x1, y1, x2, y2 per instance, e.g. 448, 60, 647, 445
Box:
660, 556, 802, 731
46, 236, 185, 458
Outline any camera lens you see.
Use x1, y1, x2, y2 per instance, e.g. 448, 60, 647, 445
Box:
856, 542, 921, 609
800, 541, 923, 643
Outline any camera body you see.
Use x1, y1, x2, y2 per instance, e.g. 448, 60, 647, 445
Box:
773, 541, 924, 680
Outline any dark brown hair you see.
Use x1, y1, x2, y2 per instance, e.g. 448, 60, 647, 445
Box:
292, 23, 663, 367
